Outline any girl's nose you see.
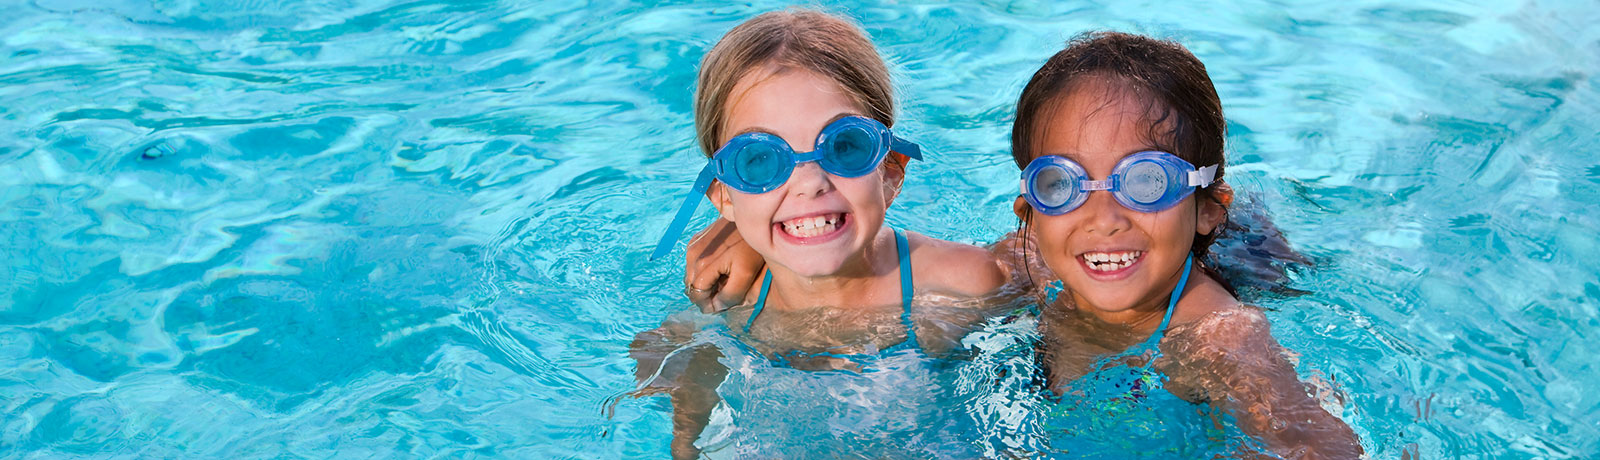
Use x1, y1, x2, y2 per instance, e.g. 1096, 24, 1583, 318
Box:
1080, 190, 1130, 235
786, 161, 834, 198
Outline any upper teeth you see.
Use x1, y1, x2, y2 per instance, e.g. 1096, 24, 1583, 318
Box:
1083, 251, 1141, 271
782, 214, 841, 238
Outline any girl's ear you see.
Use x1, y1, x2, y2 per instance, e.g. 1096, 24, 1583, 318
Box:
1012, 195, 1032, 223
1196, 181, 1232, 236
881, 153, 909, 205
707, 181, 734, 218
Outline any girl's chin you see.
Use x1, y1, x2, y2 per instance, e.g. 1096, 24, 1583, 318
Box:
1077, 300, 1140, 314
767, 228, 862, 276
774, 259, 850, 278
1067, 284, 1147, 314
769, 237, 872, 277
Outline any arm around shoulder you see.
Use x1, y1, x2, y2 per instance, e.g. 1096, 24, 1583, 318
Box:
905, 231, 1009, 300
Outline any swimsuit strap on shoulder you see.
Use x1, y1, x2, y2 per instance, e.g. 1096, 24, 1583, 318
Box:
894, 228, 919, 348
1156, 253, 1192, 335
1140, 253, 1194, 364
744, 269, 773, 335
742, 231, 920, 350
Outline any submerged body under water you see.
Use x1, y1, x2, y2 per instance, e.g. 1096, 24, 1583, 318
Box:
652, 214, 1319, 458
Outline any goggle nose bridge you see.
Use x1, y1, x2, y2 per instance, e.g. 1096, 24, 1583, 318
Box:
792, 149, 826, 164
1079, 175, 1117, 192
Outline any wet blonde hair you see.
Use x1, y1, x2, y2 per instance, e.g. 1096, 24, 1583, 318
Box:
693, 9, 895, 157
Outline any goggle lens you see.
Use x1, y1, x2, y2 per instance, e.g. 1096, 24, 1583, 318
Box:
824, 125, 877, 175
1032, 166, 1078, 208
733, 142, 784, 188
1120, 160, 1169, 205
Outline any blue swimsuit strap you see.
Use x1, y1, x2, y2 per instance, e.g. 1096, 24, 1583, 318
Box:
1137, 253, 1193, 365
744, 274, 772, 335
895, 228, 918, 347
742, 228, 919, 350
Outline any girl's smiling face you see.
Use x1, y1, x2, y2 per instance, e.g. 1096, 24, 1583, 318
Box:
709, 67, 900, 278
1020, 77, 1225, 316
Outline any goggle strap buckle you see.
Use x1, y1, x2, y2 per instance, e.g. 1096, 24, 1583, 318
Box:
1188, 164, 1218, 187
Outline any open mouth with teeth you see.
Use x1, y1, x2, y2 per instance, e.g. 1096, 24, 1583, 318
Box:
778, 212, 848, 240
1080, 250, 1143, 273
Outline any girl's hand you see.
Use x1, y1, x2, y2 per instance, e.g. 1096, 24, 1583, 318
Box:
684, 218, 764, 313
988, 229, 1056, 304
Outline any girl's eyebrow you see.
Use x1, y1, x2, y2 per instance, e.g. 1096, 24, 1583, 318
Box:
822, 112, 855, 125
1122, 146, 1162, 157
729, 124, 773, 138
1048, 147, 1160, 162
728, 112, 857, 139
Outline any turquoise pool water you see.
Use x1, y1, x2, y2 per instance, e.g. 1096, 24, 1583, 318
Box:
3, 0, 1597, 458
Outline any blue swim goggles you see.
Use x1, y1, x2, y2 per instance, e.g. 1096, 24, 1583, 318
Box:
650, 116, 922, 260
1021, 151, 1218, 215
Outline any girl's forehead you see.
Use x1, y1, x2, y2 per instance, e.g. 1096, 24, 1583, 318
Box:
723, 67, 863, 139
1034, 82, 1174, 162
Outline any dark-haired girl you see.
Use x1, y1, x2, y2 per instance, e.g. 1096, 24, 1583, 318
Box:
1009, 31, 1361, 459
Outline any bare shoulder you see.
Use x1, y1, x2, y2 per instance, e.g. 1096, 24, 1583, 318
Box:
1166, 303, 1281, 366
1188, 306, 1274, 346
1161, 269, 1281, 364
902, 230, 1007, 299
1168, 272, 1269, 340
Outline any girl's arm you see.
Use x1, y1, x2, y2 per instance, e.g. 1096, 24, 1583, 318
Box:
630, 321, 729, 459
1166, 309, 1364, 460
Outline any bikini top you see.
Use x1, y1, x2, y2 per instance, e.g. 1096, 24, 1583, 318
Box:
740, 228, 921, 368
1039, 255, 1252, 455
1060, 254, 1193, 403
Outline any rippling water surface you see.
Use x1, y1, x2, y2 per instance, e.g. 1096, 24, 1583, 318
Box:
2, 0, 1597, 458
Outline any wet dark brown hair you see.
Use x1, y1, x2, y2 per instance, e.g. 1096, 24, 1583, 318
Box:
1013, 31, 1233, 290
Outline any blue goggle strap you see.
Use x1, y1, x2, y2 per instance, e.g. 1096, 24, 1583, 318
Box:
889, 135, 922, 161
650, 165, 718, 261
